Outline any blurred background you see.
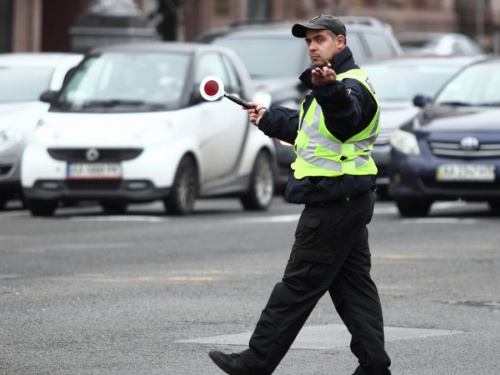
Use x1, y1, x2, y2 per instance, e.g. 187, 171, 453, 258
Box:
1, 0, 499, 55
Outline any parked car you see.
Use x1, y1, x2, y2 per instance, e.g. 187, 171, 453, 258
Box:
196, 17, 403, 190
362, 55, 484, 199
0, 53, 83, 209
398, 31, 485, 57
389, 58, 500, 216
21, 42, 275, 216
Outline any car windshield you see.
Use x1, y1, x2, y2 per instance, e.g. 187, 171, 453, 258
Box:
0, 66, 53, 103
212, 36, 305, 78
363, 63, 463, 102
57, 52, 190, 109
435, 61, 500, 107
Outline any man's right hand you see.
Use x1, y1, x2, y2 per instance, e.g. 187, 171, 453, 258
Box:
245, 102, 267, 125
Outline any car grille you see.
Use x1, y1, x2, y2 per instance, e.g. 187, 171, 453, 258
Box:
66, 180, 122, 191
0, 163, 13, 176
47, 148, 143, 162
429, 141, 500, 158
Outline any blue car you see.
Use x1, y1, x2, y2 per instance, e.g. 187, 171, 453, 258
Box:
389, 58, 500, 217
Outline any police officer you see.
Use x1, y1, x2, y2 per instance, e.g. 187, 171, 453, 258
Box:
209, 15, 392, 375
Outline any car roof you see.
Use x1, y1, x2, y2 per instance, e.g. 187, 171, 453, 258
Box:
89, 41, 230, 55
362, 54, 486, 67
0, 53, 83, 67
195, 16, 396, 42
398, 31, 468, 41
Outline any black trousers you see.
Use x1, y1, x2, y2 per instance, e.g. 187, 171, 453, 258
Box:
240, 191, 392, 375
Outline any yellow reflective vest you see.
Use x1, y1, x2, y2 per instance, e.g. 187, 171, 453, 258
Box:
292, 68, 380, 179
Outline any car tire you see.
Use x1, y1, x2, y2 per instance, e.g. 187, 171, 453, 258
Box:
0, 197, 6, 211
240, 150, 274, 211
395, 197, 432, 217
164, 155, 198, 215
376, 186, 392, 201
26, 198, 57, 217
101, 201, 128, 214
487, 200, 500, 212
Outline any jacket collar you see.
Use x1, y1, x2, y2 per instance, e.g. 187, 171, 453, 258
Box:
299, 46, 356, 89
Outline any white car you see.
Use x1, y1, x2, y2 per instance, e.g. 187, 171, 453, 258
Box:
0, 53, 83, 209
21, 42, 275, 216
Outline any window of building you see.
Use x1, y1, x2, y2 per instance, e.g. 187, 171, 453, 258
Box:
247, 0, 270, 19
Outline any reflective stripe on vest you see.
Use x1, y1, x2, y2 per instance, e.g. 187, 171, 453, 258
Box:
293, 68, 380, 178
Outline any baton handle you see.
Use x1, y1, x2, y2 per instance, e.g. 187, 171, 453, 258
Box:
224, 93, 254, 110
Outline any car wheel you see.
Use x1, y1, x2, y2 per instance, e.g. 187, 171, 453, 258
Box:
487, 200, 500, 212
26, 198, 57, 217
164, 155, 198, 215
375, 186, 392, 201
395, 197, 432, 217
240, 150, 274, 211
0, 197, 6, 210
101, 201, 128, 214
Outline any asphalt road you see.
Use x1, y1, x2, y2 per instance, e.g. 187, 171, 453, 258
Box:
1, 197, 499, 375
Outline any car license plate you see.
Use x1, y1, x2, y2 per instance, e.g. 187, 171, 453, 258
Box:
436, 164, 495, 182
67, 163, 122, 179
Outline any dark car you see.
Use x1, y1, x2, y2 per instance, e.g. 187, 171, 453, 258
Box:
362, 55, 484, 199
389, 58, 500, 217
196, 17, 403, 190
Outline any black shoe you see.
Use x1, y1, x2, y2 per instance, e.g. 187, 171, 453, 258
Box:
208, 350, 252, 375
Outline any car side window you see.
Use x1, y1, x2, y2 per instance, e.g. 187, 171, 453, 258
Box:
364, 33, 394, 59
221, 54, 241, 94
195, 53, 231, 89
346, 33, 368, 63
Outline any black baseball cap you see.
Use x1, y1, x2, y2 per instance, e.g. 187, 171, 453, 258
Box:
292, 15, 346, 38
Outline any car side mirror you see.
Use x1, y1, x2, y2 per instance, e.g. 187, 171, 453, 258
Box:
190, 89, 206, 106
413, 94, 431, 108
39, 90, 58, 105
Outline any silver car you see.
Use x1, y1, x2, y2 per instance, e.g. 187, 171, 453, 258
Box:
0, 53, 83, 209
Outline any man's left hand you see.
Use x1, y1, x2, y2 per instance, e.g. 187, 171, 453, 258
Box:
311, 63, 337, 86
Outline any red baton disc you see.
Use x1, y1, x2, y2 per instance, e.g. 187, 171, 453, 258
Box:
204, 80, 219, 97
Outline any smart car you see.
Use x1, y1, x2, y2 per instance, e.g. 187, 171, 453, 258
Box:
0, 53, 83, 209
21, 42, 275, 216
389, 58, 500, 216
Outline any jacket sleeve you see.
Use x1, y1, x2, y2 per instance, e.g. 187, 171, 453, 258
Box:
257, 105, 300, 145
313, 78, 376, 143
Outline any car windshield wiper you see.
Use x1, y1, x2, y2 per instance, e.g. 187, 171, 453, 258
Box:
437, 101, 472, 107
81, 99, 168, 110
476, 102, 500, 107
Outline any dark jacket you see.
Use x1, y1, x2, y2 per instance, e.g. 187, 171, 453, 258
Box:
257, 47, 378, 204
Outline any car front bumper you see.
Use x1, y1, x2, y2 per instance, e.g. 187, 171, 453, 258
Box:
389, 150, 500, 201
23, 179, 169, 202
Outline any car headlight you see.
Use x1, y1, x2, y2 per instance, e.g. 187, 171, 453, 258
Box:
0, 129, 21, 147
390, 129, 421, 156
34, 119, 55, 142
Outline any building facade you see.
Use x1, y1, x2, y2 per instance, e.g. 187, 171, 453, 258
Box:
1, 0, 499, 53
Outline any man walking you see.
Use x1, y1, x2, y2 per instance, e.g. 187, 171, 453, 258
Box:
209, 15, 392, 375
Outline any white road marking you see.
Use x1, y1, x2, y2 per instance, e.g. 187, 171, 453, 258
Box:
178, 324, 461, 350
70, 215, 166, 222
